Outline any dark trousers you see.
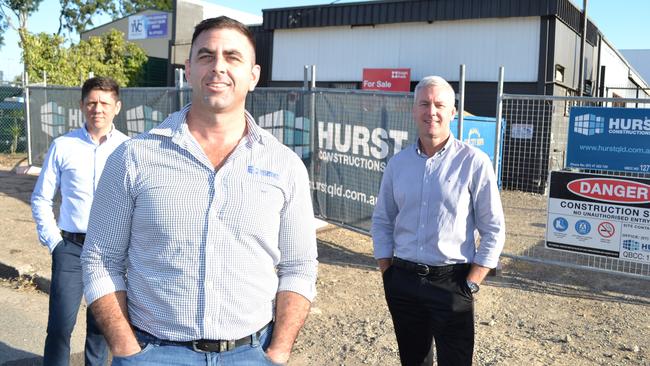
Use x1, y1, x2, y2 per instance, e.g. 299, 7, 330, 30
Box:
44, 238, 108, 366
383, 263, 475, 366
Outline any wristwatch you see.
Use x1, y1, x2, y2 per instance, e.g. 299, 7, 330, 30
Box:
466, 280, 480, 294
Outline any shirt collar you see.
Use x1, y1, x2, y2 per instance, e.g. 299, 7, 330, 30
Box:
415, 134, 455, 158
149, 103, 265, 146
82, 123, 116, 144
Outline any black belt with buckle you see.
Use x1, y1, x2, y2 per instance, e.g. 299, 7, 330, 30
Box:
136, 323, 269, 353
392, 257, 469, 277
61, 230, 86, 245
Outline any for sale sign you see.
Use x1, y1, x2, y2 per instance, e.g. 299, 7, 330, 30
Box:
546, 171, 650, 263
361, 68, 411, 92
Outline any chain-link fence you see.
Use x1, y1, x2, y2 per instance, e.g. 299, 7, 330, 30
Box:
500, 93, 650, 278
27, 84, 649, 278
0, 86, 25, 154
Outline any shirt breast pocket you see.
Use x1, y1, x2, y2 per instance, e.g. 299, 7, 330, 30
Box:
220, 178, 286, 228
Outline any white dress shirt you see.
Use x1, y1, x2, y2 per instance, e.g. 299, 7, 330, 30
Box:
31, 125, 129, 252
371, 136, 505, 268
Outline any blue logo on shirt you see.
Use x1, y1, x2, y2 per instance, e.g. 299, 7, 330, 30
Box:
247, 165, 279, 180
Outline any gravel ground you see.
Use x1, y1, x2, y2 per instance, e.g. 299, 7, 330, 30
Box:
1, 154, 649, 366
291, 222, 650, 366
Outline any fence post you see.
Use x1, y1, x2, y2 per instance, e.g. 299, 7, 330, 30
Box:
494, 66, 505, 176
23, 72, 33, 166
303, 65, 309, 90
175, 68, 185, 111
458, 64, 465, 141
309, 65, 316, 131
309, 65, 317, 187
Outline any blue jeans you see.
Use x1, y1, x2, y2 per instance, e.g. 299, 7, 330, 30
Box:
44, 238, 108, 366
112, 323, 281, 365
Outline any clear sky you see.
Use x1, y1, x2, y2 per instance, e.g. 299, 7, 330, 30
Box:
1, 0, 649, 82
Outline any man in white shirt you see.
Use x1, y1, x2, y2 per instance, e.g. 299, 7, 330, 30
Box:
31, 77, 129, 365
372, 75, 506, 366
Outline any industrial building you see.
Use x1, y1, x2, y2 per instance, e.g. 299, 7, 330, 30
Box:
253, 0, 648, 116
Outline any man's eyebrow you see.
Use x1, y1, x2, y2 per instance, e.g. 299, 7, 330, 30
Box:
223, 48, 244, 58
196, 47, 215, 56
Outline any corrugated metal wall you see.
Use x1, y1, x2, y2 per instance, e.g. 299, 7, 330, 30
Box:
600, 42, 640, 100
263, 0, 598, 45
272, 17, 540, 83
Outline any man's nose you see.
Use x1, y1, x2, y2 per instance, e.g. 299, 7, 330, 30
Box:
426, 104, 438, 114
212, 56, 227, 74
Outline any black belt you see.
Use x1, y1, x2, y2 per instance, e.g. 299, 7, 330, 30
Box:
135, 323, 269, 353
392, 257, 469, 277
61, 230, 86, 245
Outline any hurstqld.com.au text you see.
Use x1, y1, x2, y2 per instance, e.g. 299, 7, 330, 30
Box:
310, 181, 377, 205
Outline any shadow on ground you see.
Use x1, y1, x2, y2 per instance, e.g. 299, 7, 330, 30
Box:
0, 170, 37, 206
487, 258, 650, 306
0, 342, 40, 366
317, 239, 377, 271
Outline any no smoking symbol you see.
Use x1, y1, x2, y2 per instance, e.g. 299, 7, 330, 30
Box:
598, 222, 615, 238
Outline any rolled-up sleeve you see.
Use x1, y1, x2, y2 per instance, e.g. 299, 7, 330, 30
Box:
371, 161, 397, 260
471, 155, 506, 268
81, 144, 134, 304
276, 159, 318, 302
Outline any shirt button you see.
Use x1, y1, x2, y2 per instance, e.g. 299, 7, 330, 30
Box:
422, 201, 427, 206
421, 224, 425, 228
206, 316, 212, 323
206, 281, 213, 289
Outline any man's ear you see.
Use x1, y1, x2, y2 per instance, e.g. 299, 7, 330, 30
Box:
185, 59, 191, 81
249, 64, 261, 92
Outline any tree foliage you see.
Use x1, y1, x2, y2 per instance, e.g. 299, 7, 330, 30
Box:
23, 28, 147, 86
119, 0, 171, 17
0, 0, 43, 51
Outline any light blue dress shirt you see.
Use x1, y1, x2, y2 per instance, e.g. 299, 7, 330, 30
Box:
31, 125, 129, 252
371, 137, 506, 268
81, 104, 318, 341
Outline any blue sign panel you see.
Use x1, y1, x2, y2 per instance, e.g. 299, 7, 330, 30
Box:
567, 107, 650, 173
129, 13, 168, 40
450, 116, 499, 162
450, 115, 505, 187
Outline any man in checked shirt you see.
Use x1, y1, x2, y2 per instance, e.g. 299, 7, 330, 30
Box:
81, 16, 318, 365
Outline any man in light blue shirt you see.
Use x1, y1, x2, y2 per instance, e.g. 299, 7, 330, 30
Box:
371, 75, 505, 366
31, 77, 129, 365
81, 17, 318, 366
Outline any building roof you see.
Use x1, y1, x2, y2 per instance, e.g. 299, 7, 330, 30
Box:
263, 0, 598, 45
621, 49, 650, 88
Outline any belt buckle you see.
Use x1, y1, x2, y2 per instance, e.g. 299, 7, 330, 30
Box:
416, 263, 430, 276
192, 339, 235, 353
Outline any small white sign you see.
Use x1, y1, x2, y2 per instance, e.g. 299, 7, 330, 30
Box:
129, 15, 146, 40
511, 124, 534, 139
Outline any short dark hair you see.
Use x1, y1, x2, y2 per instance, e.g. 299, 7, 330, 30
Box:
190, 16, 256, 63
81, 77, 119, 102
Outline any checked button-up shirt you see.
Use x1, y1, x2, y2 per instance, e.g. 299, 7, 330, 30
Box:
81, 104, 318, 341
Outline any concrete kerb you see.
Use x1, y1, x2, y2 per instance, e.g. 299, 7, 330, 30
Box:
0, 256, 52, 294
